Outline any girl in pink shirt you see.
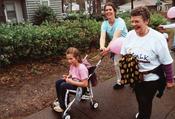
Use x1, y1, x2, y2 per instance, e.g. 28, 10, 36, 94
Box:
53, 47, 88, 112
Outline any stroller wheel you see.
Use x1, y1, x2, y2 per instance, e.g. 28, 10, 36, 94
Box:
63, 114, 71, 119
90, 101, 99, 109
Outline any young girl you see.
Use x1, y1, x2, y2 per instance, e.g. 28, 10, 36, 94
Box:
53, 47, 89, 112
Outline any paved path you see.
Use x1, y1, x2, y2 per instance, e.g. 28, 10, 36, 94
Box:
24, 54, 175, 119
25, 53, 175, 119
24, 79, 175, 119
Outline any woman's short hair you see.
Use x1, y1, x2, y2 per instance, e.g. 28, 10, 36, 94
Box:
104, 2, 116, 16
131, 6, 150, 21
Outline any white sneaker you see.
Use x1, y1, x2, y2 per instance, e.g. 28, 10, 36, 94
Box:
53, 100, 60, 107
53, 105, 64, 112
135, 112, 139, 119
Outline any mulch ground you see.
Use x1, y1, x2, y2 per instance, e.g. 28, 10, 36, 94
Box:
0, 52, 116, 119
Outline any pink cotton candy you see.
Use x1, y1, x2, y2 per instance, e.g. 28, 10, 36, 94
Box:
109, 37, 124, 55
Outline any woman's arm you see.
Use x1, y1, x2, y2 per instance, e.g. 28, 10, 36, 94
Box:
163, 63, 175, 88
159, 23, 175, 29
101, 29, 122, 56
100, 31, 106, 50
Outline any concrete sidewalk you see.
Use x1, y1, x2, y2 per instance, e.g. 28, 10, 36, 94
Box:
25, 53, 175, 119
24, 79, 175, 119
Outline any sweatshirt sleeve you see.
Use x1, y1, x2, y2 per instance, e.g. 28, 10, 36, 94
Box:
160, 23, 175, 29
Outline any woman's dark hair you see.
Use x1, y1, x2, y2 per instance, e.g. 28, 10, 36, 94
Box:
104, 2, 117, 17
66, 47, 82, 63
131, 6, 150, 21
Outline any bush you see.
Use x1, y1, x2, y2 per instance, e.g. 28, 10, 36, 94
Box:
118, 11, 132, 30
150, 12, 167, 29
90, 14, 104, 21
0, 12, 167, 67
33, 5, 57, 25
0, 20, 100, 67
63, 12, 104, 22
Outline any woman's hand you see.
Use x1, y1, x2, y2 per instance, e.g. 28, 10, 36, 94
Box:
158, 25, 165, 29
63, 75, 68, 80
100, 47, 106, 51
166, 82, 175, 89
100, 47, 110, 56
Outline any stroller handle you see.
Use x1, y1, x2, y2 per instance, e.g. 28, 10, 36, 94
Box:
96, 56, 104, 67
83, 54, 104, 67
101, 56, 105, 60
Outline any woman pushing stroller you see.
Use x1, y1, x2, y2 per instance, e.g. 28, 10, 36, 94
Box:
53, 47, 89, 112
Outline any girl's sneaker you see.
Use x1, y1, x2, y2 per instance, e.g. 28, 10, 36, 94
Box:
53, 100, 60, 107
53, 105, 64, 112
51, 99, 60, 108
135, 112, 139, 119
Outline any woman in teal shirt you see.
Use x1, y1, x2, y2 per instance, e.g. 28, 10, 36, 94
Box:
100, 2, 128, 89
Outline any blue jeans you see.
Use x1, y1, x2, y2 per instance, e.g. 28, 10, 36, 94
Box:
55, 79, 77, 109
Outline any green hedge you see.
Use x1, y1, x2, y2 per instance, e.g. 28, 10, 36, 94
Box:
150, 12, 167, 29
33, 5, 57, 25
0, 20, 100, 67
0, 12, 167, 67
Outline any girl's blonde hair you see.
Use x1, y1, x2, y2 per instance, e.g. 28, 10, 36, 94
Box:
66, 47, 82, 63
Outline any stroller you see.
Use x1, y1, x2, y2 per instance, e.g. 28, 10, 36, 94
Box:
52, 55, 104, 119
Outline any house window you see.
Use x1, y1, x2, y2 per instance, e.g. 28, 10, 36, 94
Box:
4, 1, 17, 23
40, 0, 50, 6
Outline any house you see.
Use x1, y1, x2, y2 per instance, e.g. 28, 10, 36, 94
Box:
0, 0, 63, 23
119, 0, 172, 12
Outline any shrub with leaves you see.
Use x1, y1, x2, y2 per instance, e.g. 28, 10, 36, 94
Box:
33, 5, 57, 25
118, 11, 132, 30
0, 20, 100, 67
150, 12, 167, 29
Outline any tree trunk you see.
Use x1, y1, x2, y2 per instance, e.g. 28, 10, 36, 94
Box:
62, 0, 64, 12
92, 0, 96, 14
131, 0, 134, 9
97, 0, 101, 14
112, 0, 120, 7
77, 0, 85, 11
172, 0, 175, 6
0, 0, 6, 23
92, 0, 101, 15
